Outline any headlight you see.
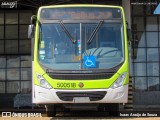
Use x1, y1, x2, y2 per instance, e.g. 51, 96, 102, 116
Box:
111, 72, 127, 89
36, 73, 52, 89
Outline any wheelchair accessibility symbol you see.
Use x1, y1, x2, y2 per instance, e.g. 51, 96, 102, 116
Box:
84, 56, 96, 68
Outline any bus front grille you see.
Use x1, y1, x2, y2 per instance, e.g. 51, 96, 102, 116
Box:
48, 73, 113, 80
56, 91, 107, 101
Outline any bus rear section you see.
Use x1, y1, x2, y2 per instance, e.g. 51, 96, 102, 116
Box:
28, 5, 129, 116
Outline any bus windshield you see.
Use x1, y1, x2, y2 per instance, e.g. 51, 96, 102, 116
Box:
38, 20, 124, 70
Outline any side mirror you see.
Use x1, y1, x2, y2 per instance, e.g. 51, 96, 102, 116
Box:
28, 24, 34, 39
28, 15, 37, 39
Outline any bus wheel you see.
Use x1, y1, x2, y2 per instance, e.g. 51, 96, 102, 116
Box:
108, 103, 119, 117
98, 104, 106, 112
45, 105, 56, 117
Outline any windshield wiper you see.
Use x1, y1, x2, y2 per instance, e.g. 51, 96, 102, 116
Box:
59, 20, 76, 44
87, 20, 104, 44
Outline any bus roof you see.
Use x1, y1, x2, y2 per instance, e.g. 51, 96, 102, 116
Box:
38, 4, 123, 10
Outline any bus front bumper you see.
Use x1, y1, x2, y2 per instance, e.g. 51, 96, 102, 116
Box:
32, 84, 128, 104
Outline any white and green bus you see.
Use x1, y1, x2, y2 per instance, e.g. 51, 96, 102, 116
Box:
28, 4, 129, 116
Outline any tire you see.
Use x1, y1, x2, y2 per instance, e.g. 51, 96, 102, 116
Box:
108, 103, 119, 117
98, 104, 106, 112
45, 105, 56, 117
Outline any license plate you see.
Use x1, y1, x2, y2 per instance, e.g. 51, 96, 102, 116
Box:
73, 97, 90, 103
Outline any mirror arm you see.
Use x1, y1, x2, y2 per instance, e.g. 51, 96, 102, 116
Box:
31, 15, 37, 25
